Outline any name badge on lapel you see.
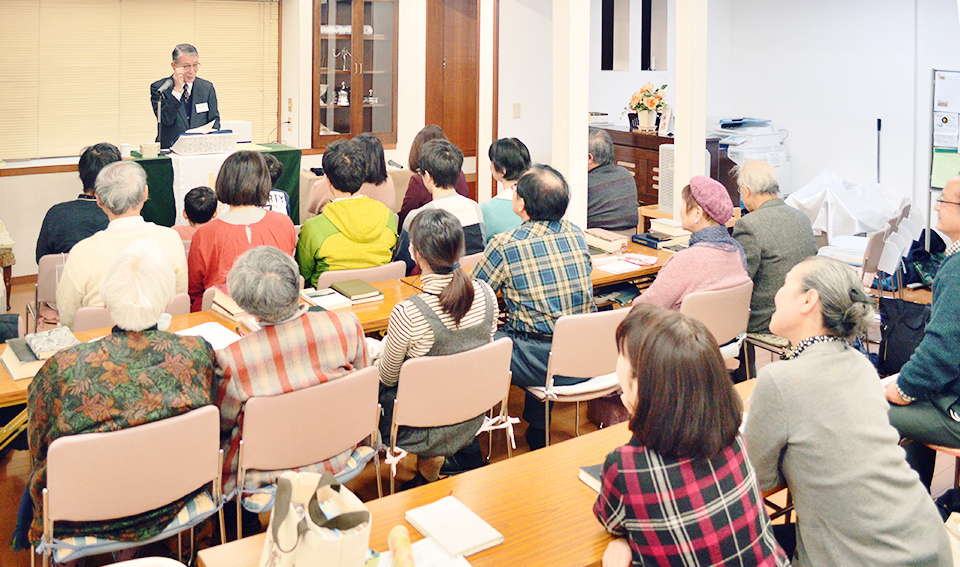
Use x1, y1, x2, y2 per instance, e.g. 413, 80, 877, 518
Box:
195, 102, 209, 113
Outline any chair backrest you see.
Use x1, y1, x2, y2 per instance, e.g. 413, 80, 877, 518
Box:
240, 366, 381, 472
165, 292, 190, 316
860, 230, 887, 275
548, 309, 630, 381
71, 306, 114, 332
394, 338, 513, 429
877, 235, 905, 275
201, 287, 217, 311
459, 252, 484, 274
46, 405, 220, 522
315, 261, 406, 289
680, 280, 754, 346
36, 253, 69, 305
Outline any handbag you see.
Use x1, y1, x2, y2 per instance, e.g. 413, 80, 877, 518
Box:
877, 297, 931, 376
586, 391, 630, 429
260, 471, 371, 567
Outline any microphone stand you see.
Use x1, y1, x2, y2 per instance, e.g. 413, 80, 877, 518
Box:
155, 93, 163, 147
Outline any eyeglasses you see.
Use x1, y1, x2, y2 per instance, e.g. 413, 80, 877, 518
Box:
179, 63, 201, 70
937, 198, 960, 206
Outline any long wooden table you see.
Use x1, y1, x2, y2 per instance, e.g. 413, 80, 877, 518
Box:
402, 242, 673, 292
198, 422, 633, 567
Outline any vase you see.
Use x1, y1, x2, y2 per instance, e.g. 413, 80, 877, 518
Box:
636, 110, 657, 132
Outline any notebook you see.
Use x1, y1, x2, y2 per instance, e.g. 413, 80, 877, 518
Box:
330, 279, 382, 301
404, 496, 503, 557
578, 464, 603, 493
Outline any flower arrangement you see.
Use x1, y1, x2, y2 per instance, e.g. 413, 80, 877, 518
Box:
627, 82, 668, 114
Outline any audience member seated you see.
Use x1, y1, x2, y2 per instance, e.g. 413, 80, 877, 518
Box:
14, 239, 217, 552
481, 137, 529, 242
733, 160, 817, 335
403, 139, 485, 254
587, 128, 638, 233
634, 176, 750, 310
744, 256, 950, 565
56, 161, 187, 329
188, 151, 296, 311
398, 125, 470, 227
474, 164, 595, 450
36, 143, 119, 263
594, 304, 787, 567
173, 185, 218, 241
308, 133, 397, 215
217, 246, 370, 515
296, 139, 398, 287
262, 153, 292, 218
886, 175, 960, 491
378, 210, 497, 489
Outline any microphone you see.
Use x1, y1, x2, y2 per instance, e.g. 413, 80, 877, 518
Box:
388, 159, 404, 169
157, 78, 174, 94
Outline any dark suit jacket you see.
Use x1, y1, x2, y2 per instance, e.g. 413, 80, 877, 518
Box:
149, 76, 220, 149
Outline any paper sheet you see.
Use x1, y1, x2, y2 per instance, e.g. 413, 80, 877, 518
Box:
934, 112, 960, 149
376, 537, 472, 567
935, 71, 960, 112
931, 149, 960, 189
176, 322, 242, 350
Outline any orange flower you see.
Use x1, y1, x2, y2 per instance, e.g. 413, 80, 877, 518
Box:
85, 349, 111, 368
127, 333, 151, 351
643, 96, 659, 110
78, 393, 119, 422
629, 92, 644, 109
100, 361, 131, 386
640, 82, 655, 94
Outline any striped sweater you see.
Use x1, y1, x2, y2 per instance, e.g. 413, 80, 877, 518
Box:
378, 274, 498, 387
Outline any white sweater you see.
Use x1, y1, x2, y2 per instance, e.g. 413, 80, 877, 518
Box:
56, 216, 188, 328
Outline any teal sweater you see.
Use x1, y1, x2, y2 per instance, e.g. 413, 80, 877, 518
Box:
898, 251, 960, 400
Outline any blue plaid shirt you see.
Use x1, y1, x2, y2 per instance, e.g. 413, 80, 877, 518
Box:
473, 220, 595, 335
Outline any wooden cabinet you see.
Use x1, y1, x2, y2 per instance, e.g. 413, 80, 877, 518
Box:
601, 127, 731, 207
312, 0, 398, 150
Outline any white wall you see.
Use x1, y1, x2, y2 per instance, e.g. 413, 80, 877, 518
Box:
724, 0, 916, 202
497, 0, 554, 165
913, 0, 960, 226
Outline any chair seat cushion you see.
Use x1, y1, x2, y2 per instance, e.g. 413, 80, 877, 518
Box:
526, 372, 619, 400
50, 491, 217, 563
240, 445, 377, 513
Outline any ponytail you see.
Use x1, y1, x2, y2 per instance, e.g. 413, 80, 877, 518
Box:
438, 266, 475, 326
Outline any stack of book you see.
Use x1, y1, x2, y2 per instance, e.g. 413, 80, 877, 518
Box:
211, 287, 246, 320
301, 287, 353, 310
633, 218, 691, 251
330, 280, 384, 305
2, 326, 80, 380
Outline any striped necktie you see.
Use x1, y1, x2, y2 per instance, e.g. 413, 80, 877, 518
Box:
183, 84, 191, 116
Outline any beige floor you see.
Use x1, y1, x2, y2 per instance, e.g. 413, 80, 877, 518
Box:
0, 281, 953, 565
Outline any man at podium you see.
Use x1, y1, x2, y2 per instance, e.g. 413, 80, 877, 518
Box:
149, 44, 220, 149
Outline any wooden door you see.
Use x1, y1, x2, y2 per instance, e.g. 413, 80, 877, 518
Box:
426, 0, 479, 199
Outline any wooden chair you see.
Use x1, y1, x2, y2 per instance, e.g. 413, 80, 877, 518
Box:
26, 253, 68, 333
315, 261, 406, 289
388, 338, 514, 494
526, 309, 630, 447
680, 280, 753, 363
37, 406, 225, 567
459, 252, 484, 274
928, 444, 960, 489
235, 366, 382, 536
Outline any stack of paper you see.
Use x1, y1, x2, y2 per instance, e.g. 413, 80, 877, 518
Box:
405, 496, 503, 557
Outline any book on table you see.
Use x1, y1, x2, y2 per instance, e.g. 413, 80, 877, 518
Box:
212, 287, 246, 320
579, 463, 603, 493
301, 288, 353, 310
330, 279, 384, 303
404, 495, 504, 557
24, 326, 80, 360
584, 228, 630, 254
2, 338, 47, 380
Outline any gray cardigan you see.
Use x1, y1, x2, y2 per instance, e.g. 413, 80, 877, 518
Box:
732, 198, 817, 334
744, 341, 951, 567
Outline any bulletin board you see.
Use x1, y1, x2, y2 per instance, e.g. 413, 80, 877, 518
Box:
930, 69, 960, 189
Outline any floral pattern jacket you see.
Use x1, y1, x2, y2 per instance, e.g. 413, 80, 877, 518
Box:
26, 328, 217, 544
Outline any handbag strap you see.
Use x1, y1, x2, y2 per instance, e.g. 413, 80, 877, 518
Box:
305, 472, 370, 530
270, 476, 300, 554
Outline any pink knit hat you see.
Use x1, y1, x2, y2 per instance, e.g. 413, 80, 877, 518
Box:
689, 176, 733, 224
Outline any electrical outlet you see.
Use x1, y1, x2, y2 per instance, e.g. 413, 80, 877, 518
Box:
513, 103, 521, 119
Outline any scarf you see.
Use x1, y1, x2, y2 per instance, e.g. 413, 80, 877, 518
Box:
689, 225, 747, 270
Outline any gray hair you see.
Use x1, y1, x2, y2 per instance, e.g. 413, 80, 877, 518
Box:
588, 128, 615, 166
95, 161, 147, 215
172, 44, 198, 63
796, 256, 874, 340
733, 160, 779, 195
227, 247, 300, 324
100, 239, 175, 331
